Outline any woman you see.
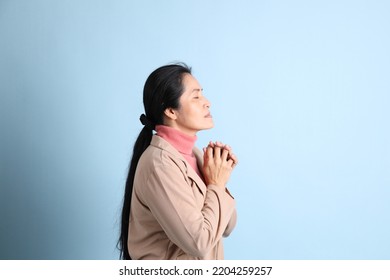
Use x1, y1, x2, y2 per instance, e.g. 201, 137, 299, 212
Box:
119, 63, 238, 260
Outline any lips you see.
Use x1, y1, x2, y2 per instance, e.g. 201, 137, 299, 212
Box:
205, 113, 212, 118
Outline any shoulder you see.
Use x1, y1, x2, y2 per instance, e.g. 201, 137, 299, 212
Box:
134, 136, 190, 197
137, 135, 187, 174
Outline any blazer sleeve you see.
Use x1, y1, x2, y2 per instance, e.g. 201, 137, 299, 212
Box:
140, 164, 236, 258
223, 208, 237, 237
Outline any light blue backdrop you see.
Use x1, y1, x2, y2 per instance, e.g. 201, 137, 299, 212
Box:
1, 0, 389, 259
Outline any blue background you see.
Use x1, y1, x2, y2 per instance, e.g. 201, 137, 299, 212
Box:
1, 0, 389, 259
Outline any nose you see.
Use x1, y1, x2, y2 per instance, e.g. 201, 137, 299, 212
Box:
204, 96, 211, 108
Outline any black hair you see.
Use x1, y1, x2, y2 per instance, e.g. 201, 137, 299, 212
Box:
118, 63, 192, 259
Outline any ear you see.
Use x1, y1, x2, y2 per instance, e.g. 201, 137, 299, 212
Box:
163, 107, 178, 121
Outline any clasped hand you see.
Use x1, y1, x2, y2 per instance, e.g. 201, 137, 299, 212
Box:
202, 141, 238, 188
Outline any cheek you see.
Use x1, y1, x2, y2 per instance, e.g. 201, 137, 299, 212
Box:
188, 106, 204, 121
178, 103, 198, 119
176, 100, 206, 124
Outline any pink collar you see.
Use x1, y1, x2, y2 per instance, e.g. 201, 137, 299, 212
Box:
155, 125, 197, 155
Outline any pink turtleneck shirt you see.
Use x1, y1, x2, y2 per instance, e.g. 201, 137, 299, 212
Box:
156, 125, 204, 180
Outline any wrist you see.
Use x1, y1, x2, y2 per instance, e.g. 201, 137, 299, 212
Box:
207, 182, 225, 189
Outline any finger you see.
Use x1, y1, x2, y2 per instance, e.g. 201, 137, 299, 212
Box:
225, 146, 234, 160
203, 146, 211, 163
227, 158, 235, 168
229, 153, 238, 165
221, 148, 229, 162
206, 146, 213, 159
215, 141, 224, 148
223, 144, 232, 151
224, 145, 235, 159
213, 145, 221, 160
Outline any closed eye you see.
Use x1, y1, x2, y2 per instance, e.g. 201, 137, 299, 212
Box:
192, 88, 203, 99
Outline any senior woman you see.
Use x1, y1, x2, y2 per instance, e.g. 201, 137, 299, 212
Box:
119, 63, 238, 260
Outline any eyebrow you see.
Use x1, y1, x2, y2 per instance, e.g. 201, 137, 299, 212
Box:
192, 88, 203, 92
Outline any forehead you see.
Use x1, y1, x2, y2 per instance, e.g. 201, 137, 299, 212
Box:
182, 74, 202, 91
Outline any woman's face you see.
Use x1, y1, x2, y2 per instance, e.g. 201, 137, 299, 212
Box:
170, 74, 213, 135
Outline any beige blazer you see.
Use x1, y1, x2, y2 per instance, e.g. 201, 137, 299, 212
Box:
128, 135, 237, 260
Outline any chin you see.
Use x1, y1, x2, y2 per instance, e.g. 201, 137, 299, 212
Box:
195, 120, 214, 131
196, 124, 213, 132
207, 120, 215, 129
204, 123, 214, 130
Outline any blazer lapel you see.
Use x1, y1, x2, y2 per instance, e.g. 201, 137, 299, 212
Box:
189, 147, 207, 196
151, 135, 207, 196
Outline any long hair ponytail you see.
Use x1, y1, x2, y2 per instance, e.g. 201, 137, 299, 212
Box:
118, 63, 191, 259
